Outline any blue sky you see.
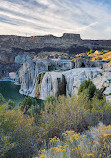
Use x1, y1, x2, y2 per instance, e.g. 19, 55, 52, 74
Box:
0, 0, 111, 39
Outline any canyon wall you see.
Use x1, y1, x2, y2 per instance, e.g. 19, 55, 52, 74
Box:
1, 33, 111, 65
19, 59, 49, 96
1, 33, 111, 77
19, 61, 111, 102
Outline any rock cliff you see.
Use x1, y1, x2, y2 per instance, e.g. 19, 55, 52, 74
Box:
19, 59, 49, 96
1, 33, 111, 78
0, 33, 111, 63
1, 33, 111, 65
19, 61, 111, 101
0, 33, 82, 63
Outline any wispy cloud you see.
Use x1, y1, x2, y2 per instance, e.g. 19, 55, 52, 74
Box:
0, 0, 111, 39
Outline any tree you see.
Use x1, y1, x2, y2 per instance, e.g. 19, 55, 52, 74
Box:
0, 93, 5, 105
7, 99, 15, 110
78, 79, 97, 100
19, 96, 41, 118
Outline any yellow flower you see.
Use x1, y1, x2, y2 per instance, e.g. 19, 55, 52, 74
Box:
99, 154, 102, 157
39, 154, 45, 158
57, 148, 61, 153
66, 131, 74, 135
87, 153, 94, 157
69, 150, 72, 153
78, 145, 80, 148
103, 134, 111, 139
92, 145, 96, 148
62, 149, 66, 152
83, 153, 87, 158
64, 145, 69, 148
59, 146, 64, 149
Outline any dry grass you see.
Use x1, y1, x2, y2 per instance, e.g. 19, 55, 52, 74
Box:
89, 51, 111, 61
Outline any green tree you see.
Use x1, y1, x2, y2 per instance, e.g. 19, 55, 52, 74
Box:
78, 79, 97, 100
19, 96, 41, 119
0, 93, 5, 105
7, 99, 15, 110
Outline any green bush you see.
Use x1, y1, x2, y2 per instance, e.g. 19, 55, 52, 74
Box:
1, 81, 111, 157
78, 79, 104, 101
78, 79, 97, 100
0, 93, 5, 105
19, 96, 41, 115
0, 104, 38, 158
7, 99, 15, 110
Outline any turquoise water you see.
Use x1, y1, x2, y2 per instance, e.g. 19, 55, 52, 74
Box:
0, 81, 24, 107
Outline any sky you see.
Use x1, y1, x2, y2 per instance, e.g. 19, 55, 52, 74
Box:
0, 0, 111, 39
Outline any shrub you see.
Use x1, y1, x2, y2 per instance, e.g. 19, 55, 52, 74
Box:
78, 80, 104, 101
0, 93, 5, 105
78, 79, 97, 100
38, 124, 111, 158
38, 95, 88, 140
19, 96, 41, 116
0, 104, 38, 158
95, 57, 102, 60
7, 99, 15, 110
87, 49, 93, 55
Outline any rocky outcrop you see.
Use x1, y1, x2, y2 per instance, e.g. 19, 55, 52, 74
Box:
19, 59, 49, 96
0, 63, 20, 79
75, 57, 108, 68
75, 57, 95, 68
0, 33, 83, 78
19, 60, 111, 101
103, 62, 111, 69
39, 68, 103, 99
39, 67, 111, 100
15, 55, 31, 65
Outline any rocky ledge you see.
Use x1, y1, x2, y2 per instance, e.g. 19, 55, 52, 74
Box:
19, 61, 111, 101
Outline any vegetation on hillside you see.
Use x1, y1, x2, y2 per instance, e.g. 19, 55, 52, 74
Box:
87, 50, 111, 61
38, 124, 111, 158
87, 49, 94, 56
0, 80, 111, 158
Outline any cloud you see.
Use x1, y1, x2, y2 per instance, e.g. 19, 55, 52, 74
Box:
0, 0, 111, 39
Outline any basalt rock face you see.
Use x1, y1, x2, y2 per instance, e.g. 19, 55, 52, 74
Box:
0, 63, 20, 79
0, 33, 83, 77
75, 57, 108, 68
19, 59, 49, 96
1, 33, 111, 78
0, 33, 82, 61
83, 40, 111, 50
39, 68, 103, 99
1, 34, 111, 64
19, 61, 111, 101
39, 67, 111, 101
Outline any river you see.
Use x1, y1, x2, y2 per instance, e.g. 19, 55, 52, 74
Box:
0, 81, 24, 107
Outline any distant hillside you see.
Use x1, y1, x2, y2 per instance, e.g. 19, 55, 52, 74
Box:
0, 33, 111, 64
